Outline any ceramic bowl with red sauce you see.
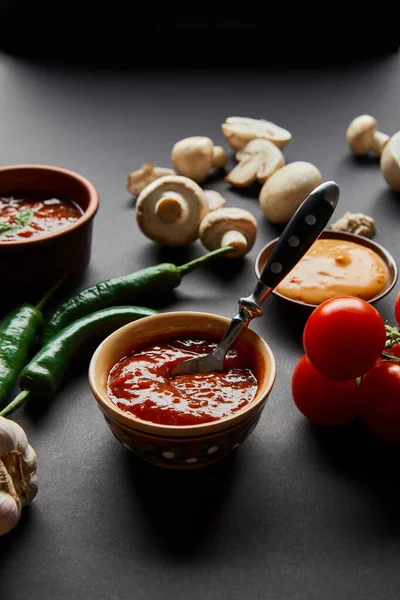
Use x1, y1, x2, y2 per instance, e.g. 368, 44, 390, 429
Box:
89, 311, 276, 469
0, 165, 99, 314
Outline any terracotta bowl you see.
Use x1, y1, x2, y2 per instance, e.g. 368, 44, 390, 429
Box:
255, 230, 398, 311
89, 311, 276, 469
0, 165, 99, 314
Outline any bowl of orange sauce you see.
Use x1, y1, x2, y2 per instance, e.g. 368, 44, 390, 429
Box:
0, 165, 99, 314
89, 311, 276, 469
255, 230, 398, 309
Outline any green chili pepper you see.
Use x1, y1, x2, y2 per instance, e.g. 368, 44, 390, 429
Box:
0, 305, 158, 417
41, 246, 233, 346
0, 276, 66, 409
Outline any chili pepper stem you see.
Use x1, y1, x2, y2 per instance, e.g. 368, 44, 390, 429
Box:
177, 246, 235, 276
0, 389, 30, 417
35, 273, 68, 312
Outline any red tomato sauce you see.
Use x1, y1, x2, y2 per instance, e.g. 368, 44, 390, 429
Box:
107, 336, 259, 426
0, 194, 83, 241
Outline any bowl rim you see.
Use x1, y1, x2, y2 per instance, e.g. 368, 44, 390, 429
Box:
0, 164, 99, 247
254, 229, 398, 309
89, 310, 277, 437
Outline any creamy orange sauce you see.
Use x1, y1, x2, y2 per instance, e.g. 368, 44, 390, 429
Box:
276, 238, 389, 305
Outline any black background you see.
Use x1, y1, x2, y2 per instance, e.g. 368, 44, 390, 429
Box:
0, 33, 400, 600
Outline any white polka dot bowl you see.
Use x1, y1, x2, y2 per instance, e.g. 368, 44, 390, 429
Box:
255, 230, 398, 310
89, 311, 276, 469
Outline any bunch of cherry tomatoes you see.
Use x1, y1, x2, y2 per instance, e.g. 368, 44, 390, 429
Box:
292, 290, 400, 443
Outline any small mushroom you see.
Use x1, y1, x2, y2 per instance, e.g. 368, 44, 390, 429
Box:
259, 162, 322, 224
380, 130, 400, 191
346, 115, 389, 157
221, 116, 292, 151
199, 207, 257, 258
171, 137, 228, 183
330, 212, 376, 238
203, 190, 226, 211
136, 175, 209, 246
226, 139, 285, 187
126, 163, 176, 196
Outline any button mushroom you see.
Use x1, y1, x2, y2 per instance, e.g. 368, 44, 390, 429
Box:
171, 136, 228, 183
259, 161, 322, 224
221, 116, 292, 151
380, 130, 400, 191
346, 115, 389, 157
199, 207, 257, 258
136, 175, 210, 246
226, 139, 285, 187
126, 163, 176, 196
203, 190, 226, 211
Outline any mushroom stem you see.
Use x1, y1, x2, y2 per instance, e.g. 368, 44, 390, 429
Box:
212, 146, 228, 169
155, 192, 187, 222
220, 230, 248, 252
370, 131, 390, 156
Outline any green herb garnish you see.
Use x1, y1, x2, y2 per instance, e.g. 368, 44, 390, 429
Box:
0, 208, 34, 238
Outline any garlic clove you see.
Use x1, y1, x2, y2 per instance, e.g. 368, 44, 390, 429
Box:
0, 491, 21, 536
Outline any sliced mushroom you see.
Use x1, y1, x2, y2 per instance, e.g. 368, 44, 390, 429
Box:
171, 136, 227, 183
199, 207, 257, 258
226, 139, 285, 187
346, 115, 389, 157
203, 190, 226, 211
126, 163, 176, 196
221, 117, 292, 151
136, 175, 209, 246
259, 162, 322, 224
380, 130, 400, 191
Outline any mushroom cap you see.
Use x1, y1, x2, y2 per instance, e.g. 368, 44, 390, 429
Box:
259, 161, 322, 224
171, 136, 215, 182
136, 175, 209, 246
346, 115, 378, 155
222, 117, 292, 150
380, 130, 400, 191
199, 207, 257, 258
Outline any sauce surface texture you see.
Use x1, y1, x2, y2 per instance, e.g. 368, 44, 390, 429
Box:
276, 238, 388, 305
0, 194, 82, 241
107, 337, 258, 426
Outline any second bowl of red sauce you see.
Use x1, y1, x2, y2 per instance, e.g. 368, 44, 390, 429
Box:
89, 311, 276, 469
0, 165, 99, 313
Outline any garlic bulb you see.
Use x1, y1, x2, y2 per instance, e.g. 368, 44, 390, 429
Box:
0, 416, 38, 536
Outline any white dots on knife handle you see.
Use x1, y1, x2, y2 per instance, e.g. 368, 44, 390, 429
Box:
305, 214, 317, 225
288, 236, 300, 247
271, 262, 283, 274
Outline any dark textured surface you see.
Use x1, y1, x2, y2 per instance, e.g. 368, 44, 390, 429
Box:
0, 51, 400, 600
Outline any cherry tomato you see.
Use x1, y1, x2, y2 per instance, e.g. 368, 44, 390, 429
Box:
292, 355, 360, 426
384, 343, 400, 359
303, 296, 386, 381
395, 290, 400, 327
360, 360, 400, 443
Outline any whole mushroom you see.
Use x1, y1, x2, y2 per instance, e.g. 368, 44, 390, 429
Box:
346, 115, 389, 157
380, 131, 400, 191
221, 117, 292, 151
171, 136, 228, 183
199, 207, 257, 258
136, 175, 209, 246
203, 190, 226, 211
259, 162, 322, 224
226, 139, 285, 187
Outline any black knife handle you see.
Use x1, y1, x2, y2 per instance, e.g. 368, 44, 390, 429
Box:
259, 181, 340, 290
